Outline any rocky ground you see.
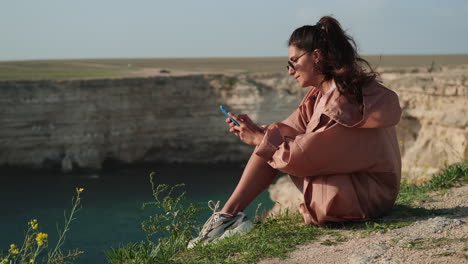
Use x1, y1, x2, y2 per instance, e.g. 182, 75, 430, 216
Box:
260, 183, 468, 264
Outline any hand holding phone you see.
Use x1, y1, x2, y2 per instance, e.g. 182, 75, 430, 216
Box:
219, 105, 240, 126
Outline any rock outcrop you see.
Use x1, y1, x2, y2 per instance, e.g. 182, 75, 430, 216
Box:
0, 73, 304, 171
383, 65, 468, 182
1, 65, 466, 178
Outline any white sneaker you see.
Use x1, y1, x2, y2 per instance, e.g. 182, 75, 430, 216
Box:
187, 200, 253, 249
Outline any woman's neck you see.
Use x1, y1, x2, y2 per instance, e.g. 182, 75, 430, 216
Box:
320, 79, 336, 94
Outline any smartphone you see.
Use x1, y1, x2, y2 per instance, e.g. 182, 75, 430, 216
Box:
219, 105, 240, 126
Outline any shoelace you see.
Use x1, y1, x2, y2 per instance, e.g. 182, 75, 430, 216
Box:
199, 200, 222, 236
208, 200, 220, 212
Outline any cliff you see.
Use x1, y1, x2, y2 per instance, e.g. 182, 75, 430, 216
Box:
383, 65, 468, 181
1, 65, 467, 178
0, 73, 304, 172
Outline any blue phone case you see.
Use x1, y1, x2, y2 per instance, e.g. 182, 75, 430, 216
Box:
220, 105, 240, 126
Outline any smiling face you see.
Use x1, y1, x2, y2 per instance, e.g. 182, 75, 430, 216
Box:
288, 45, 323, 88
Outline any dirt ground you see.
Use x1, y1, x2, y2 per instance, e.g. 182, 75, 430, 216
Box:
259, 184, 468, 264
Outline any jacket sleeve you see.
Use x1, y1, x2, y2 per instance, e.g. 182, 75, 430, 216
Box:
279, 107, 308, 134
279, 87, 318, 134
255, 122, 397, 177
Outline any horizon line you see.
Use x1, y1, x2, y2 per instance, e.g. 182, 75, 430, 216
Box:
2, 53, 468, 63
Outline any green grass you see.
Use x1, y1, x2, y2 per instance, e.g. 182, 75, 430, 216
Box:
396, 161, 468, 205
178, 212, 322, 264
106, 162, 468, 264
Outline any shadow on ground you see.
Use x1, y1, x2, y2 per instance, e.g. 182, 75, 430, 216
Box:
321, 205, 467, 231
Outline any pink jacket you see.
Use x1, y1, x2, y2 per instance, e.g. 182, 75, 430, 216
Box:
255, 80, 402, 225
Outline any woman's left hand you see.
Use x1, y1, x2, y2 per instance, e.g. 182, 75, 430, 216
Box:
227, 113, 264, 146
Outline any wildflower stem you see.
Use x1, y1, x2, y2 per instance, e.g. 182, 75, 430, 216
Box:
19, 227, 32, 257
47, 190, 82, 263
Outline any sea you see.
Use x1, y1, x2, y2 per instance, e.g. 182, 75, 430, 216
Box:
0, 163, 275, 264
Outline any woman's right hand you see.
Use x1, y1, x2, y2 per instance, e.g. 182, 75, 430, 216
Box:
225, 113, 265, 146
225, 114, 263, 135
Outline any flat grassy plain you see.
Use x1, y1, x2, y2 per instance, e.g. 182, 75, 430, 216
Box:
1, 54, 468, 80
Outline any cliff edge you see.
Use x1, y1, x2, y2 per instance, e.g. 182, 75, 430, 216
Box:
1, 65, 467, 179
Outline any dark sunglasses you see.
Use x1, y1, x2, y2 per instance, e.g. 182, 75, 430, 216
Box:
286, 51, 310, 71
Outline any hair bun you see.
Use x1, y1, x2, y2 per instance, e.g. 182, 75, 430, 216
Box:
315, 22, 324, 30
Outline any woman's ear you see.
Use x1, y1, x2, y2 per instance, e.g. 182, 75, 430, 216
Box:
312, 49, 321, 64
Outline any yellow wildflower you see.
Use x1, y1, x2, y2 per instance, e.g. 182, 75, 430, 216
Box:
29, 219, 39, 230
3, 258, 9, 263
77, 187, 84, 193
9, 243, 19, 254
35, 232, 48, 246
30, 259, 35, 263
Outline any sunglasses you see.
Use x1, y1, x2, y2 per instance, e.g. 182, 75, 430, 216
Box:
286, 51, 310, 71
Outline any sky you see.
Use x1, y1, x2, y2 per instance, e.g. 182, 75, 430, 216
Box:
1, 0, 467, 61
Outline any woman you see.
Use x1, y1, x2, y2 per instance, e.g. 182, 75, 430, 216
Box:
188, 16, 401, 248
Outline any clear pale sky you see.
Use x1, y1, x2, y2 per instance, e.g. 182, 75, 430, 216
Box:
1, 0, 467, 61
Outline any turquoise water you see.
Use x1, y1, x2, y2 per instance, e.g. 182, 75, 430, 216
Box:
0, 163, 274, 264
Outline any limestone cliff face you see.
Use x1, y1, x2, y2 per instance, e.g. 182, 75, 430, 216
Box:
0, 73, 304, 171
1, 66, 466, 178
383, 65, 468, 181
